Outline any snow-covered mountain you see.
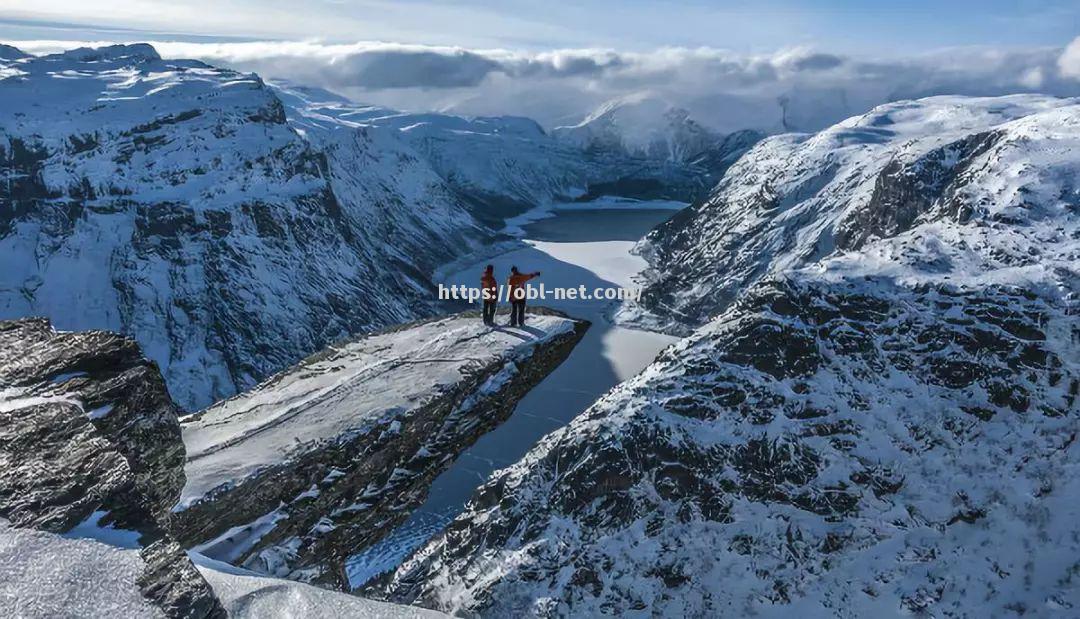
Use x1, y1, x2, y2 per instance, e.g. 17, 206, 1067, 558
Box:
551, 93, 763, 202
0, 44, 491, 410
0, 44, 741, 411
554, 93, 721, 163
273, 84, 744, 218
0, 316, 470, 617
628, 94, 1080, 332
379, 95, 1080, 616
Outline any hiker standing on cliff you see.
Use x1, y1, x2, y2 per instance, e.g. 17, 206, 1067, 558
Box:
480, 264, 498, 325
506, 266, 540, 327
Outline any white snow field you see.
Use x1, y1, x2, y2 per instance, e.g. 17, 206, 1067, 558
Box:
0, 520, 164, 619
346, 204, 680, 587
192, 553, 446, 618
180, 313, 578, 508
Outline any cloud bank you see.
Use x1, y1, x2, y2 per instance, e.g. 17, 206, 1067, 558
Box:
9, 37, 1080, 133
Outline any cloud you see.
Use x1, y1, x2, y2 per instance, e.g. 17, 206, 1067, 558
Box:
7, 38, 1080, 132
1059, 36, 1080, 79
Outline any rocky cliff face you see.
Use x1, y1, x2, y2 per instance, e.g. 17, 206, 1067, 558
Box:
172, 310, 588, 590
0, 317, 224, 617
379, 96, 1080, 617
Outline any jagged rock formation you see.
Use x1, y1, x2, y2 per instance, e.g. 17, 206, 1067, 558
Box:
379, 96, 1080, 617
172, 310, 588, 589
0, 317, 224, 617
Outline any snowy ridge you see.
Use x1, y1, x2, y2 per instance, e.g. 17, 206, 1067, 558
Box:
273, 82, 740, 218
628, 94, 1080, 332
553, 93, 722, 163
180, 314, 578, 505
380, 95, 1080, 617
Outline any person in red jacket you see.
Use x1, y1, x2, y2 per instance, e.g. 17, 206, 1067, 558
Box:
480, 264, 498, 325
506, 266, 540, 327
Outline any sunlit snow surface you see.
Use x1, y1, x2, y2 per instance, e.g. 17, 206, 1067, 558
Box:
0, 520, 164, 619
0, 519, 444, 619
192, 553, 446, 618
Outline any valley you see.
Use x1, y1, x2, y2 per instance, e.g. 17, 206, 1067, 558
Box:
347, 203, 681, 587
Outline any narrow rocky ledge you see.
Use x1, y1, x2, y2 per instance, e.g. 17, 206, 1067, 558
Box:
171, 309, 589, 589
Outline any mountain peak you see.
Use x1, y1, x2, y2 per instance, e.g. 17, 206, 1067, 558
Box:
55, 43, 161, 64
0, 43, 30, 61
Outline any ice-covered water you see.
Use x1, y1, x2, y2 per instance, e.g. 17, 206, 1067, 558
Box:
346, 205, 681, 588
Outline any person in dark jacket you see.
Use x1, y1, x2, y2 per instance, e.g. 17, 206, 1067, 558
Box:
506, 266, 540, 327
480, 264, 498, 325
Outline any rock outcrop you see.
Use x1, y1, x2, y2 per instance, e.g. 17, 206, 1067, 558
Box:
0, 318, 224, 617
172, 310, 588, 589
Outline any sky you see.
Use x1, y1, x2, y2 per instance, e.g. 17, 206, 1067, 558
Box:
1, 1, 1079, 131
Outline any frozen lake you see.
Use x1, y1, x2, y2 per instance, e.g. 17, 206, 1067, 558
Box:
346, 204, 682, 587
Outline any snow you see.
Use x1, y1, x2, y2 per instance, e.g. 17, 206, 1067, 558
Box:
0, 517, 445, 619
0, 520, 164, 619
179, 313, 577, 509
627, 93, 1080, 331
191, 552, 447, 618
553, 93, 721, 163
380, 95, 1080, 617
0, 45, 489, 411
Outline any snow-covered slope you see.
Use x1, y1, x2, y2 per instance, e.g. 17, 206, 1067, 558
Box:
0, 44, 486, 410
628, 94, 1079, 332
554, 93, 719, 163
173, 311, 587, 589
193, 553, 446, 618
380, 96, 1080, 617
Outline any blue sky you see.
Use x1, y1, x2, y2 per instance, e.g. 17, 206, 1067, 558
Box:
2, 1, 1078, 132
0, 0, 1077, 52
